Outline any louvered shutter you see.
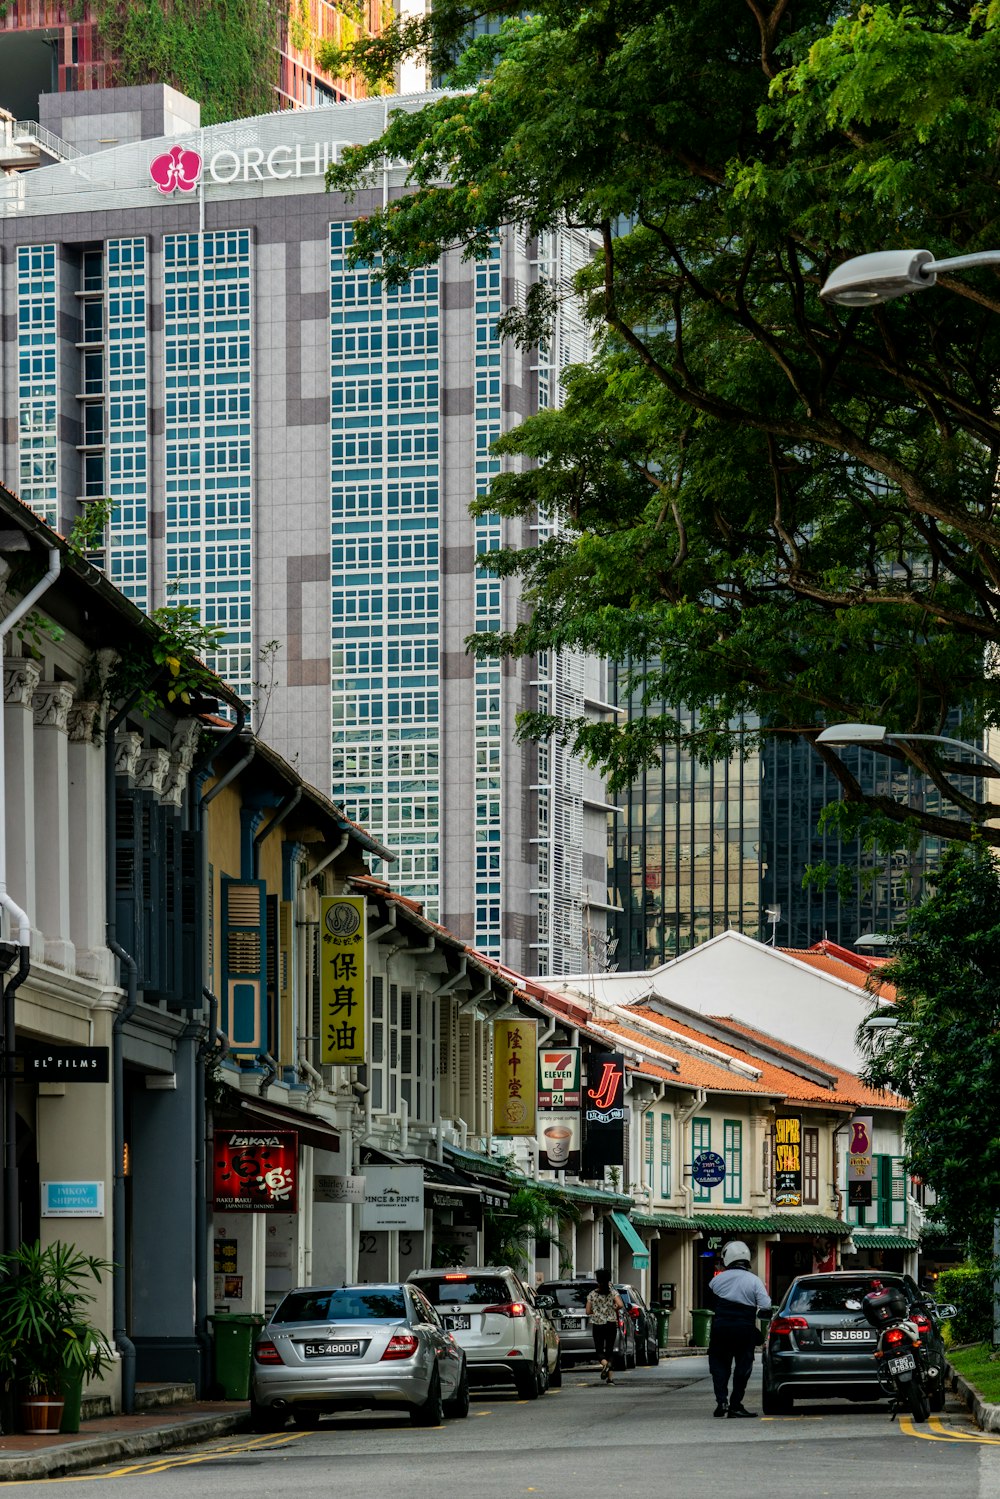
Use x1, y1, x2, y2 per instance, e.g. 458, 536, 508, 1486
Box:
221, 878, 266, 1054
177, 829, 200, 1009
149, 810, 182, 1006
114, 788, 142, 973
139, 796, 162, 991
278, 900, 293, 1065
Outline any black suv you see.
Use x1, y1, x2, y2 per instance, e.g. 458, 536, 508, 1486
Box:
762, 1271, 949, 1414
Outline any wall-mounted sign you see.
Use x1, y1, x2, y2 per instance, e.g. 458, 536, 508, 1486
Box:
41, 1181, 104, 1217
150, 139, 359, 195
214, 1238, 238, 1275
847, 1115, 874, 1208
774, 1114, 803, 1207
538, 1110, 581, 1172
319, 896, 367, 1065
492, 1018, 538, 1136
213, 1129, 298, 1213
537, 1048, 581, 1108
692, 1151, 726, 1189
581, 1051, 626, 1178
16, 1044, 109, 1082
314, 1174, 366, 1204
360, 1166, 424, 1231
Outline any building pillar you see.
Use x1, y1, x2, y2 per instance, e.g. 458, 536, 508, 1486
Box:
32, 681, 76, 970
67, 700, 109, 983
2, 659, 41, 953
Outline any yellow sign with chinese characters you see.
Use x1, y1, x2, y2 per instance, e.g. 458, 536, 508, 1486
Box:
492, 1018, 538, 1136
319, 896, 367, 1065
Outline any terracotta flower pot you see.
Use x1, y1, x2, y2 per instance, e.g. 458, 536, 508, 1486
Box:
20, 1394, 66, 1434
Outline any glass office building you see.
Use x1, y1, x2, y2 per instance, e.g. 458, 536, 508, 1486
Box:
0, 85, 612, 974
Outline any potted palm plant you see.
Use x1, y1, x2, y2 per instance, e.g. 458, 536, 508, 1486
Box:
0, 1240, 115, 1433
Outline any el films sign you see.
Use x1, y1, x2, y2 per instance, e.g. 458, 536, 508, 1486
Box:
360, 1166, 424, 1230
213, 1129, 298, 1213
492, 1018, 538, 1136
320, 895, 366, 1065
538, 1110, 581, 1172
774, 1115, 802, 1206
847, 1114, 874, 1208
537, 1047, 581, 1108
581, 1051, 626, 1178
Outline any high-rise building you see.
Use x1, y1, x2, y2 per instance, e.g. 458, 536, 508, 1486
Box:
0, 0, 386, 121
0, 85, 611, 975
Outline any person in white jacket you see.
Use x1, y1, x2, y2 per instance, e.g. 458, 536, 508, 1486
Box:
707, 1241, 771, 1418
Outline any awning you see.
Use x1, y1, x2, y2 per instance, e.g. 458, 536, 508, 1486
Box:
611, 1210, 650, 1270
236, 1097, 341, 1153
849, 1234, 919, 1251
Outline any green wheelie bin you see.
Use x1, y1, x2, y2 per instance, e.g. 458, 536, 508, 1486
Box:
210, 1312, 265, 1400
690, 1307, 714, 1348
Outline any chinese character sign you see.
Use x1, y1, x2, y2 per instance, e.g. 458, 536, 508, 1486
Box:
492, 1018, 538, 1136
774, 1114, 802, 1206
847, 1114, 874, 1208
213, 1130, 298, 1213
320, 896, 367, 1065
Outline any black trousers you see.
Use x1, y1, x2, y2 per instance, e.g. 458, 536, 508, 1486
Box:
708, 1325, 756, 1407
592, 1322, 617, 1362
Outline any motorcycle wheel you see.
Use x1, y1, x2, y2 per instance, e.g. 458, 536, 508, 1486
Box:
907, 1381, 931, 1423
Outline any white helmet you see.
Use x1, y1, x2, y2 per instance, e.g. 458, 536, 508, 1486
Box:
722, 1241, 751, 1267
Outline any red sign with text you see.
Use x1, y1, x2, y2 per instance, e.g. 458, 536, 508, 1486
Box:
213, 1129, 298, 1214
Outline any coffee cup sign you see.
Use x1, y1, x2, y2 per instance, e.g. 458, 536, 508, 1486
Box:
538, 1111, 580, 1171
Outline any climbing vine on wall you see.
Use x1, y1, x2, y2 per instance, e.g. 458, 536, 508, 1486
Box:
95, 0, 283, 125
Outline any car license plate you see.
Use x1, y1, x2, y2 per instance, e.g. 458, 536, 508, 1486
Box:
562, 1316, 585, 1329
887, 1353, 917, 1375
446, 1315, 471, 1331
303, 1341, 364, 1357
822, 1330, 875, 1342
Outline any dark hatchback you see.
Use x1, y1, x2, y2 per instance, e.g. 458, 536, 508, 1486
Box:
616, 1284, 659, 1366
762, 1271, 948, 1414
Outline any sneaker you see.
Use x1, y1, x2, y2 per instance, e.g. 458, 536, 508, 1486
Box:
726, 1404, 757, 1419
713, 1401, 728, 1418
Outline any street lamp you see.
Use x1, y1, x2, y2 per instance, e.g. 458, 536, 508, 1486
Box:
820, 248, 1000, 306
819, 719, 1000, 1348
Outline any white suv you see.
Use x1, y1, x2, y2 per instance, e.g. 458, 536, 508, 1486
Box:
407, 1266, 559, 1399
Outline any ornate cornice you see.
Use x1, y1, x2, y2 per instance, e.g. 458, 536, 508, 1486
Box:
135, 748, 171, 795
67, 699, 103, 744
33, 681, 75, 731
114, 730, 144, 781
3, 657, 42, 707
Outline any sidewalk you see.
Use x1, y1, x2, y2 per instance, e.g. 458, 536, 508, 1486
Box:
0, 1401, 251, 1483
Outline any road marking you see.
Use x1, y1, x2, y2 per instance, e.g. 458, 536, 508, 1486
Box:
898, 1415, 1000, 1446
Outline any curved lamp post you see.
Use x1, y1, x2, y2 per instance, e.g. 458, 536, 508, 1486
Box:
818, 720, 1000, 1346
820, 248, 1000, 306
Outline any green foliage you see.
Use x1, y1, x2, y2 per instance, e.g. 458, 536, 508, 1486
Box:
859, 843, 1000, 1252
0, 1240, 115, 1397
326, 0, 1000, 847
109, 603, 225, 715
95, 0, 282, 124
937, 1265, 997, 1348
484, 1180, 579, 1273
948, 1341, 1000, 1395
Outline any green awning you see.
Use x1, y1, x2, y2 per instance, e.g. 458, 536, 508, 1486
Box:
611, 1210, 650, 1270
849, 1234, 919, 1251
443, 1142, 509, 1177
511, 1176, 632, 1209
625, 1211, 852, 1236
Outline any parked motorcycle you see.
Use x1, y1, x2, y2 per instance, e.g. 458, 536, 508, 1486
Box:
861, 1286, 955, 1422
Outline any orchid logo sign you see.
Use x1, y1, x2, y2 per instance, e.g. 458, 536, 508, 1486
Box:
150, 144, 203, 195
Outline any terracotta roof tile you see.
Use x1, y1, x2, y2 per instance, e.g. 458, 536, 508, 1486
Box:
778, 948, 897, 1002
704, 1015, 908, 1111
594, 1020, 773, 1095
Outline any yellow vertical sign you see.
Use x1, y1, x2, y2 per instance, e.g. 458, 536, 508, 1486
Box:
320, 896, 367, 1065
492, 1018, 538, 1137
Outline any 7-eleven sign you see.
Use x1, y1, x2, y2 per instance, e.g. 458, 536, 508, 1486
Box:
537, 1048, 581, 1108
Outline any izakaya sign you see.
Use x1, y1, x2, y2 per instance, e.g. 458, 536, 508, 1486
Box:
213, 1130, 298, 1214
149, 138, 356, 194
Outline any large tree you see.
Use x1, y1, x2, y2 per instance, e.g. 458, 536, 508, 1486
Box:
859, 843, 1000, 1256
325, 1, 1000, 843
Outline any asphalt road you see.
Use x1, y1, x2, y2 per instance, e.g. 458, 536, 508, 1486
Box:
10, 1356, 1000, 1497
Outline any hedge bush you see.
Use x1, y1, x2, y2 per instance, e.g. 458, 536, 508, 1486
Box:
936, 1265, 996, 1346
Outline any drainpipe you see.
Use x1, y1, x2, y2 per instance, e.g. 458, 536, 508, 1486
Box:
298, 1055, 324, 1096
400, 1096, 409, 1152
257, 1052, 278, 1096
677, 1089, 707, 1219
432, 955, 466, 999
308, 831, 348, 889
0, 545, 60, 1253
458, 971, 490, 1013
368, 907, 397, 943
252, 787, 302, 879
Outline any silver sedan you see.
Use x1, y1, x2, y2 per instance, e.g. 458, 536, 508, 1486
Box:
250, 1282, 468, 1430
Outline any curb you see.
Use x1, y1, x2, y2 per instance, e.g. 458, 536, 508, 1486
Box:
944, 1358, 1000, 1434
0, 1410, 251, 1483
